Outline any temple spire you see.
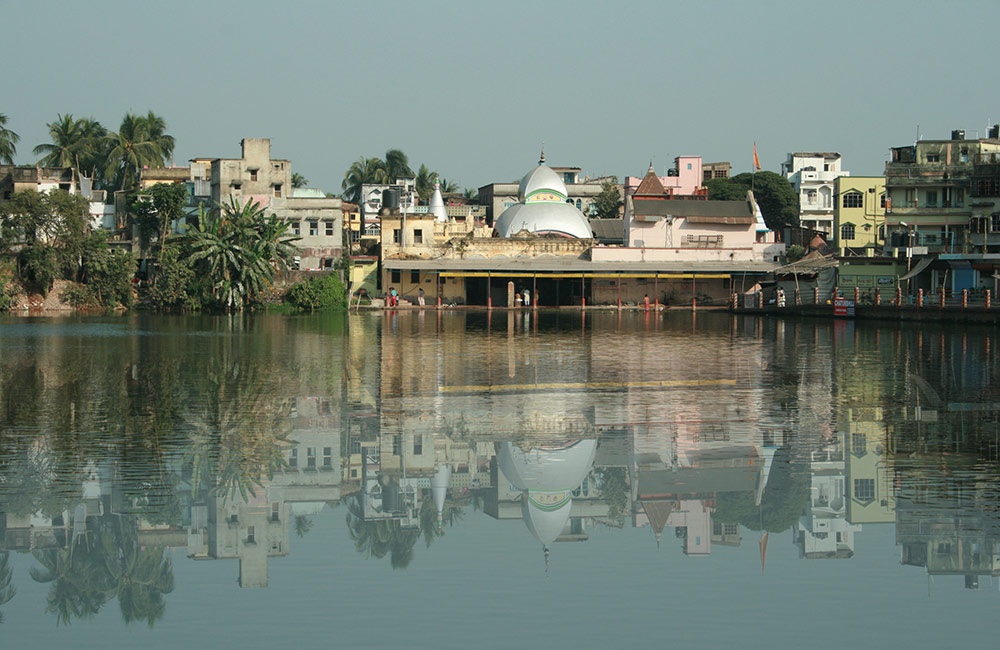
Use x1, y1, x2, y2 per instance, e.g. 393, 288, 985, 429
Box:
539, 144, 546, 165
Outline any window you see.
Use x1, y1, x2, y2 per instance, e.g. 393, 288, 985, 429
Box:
880, 193, 886, 209
271, 502, 280, 522
575, 199, 582, 209
393, 229, 401, 244
854, 478, 875, 501
274, 184, 282, 198
307, 447, 316, 468
309, 221, 318, 236
724, 523, 739, 536
926, 153, 940, 163
414, 228, 423, 244
905, 189, 916, 207
413, 435, 422, 455
956, 188, 964, 207
686, 163, 692, 170
976, 179, 1000, 196
325, 221, 334, 236
249, 169, 258, 181
714, 169, 727, 178
391, 270, 400, 283
233, 182, 242, 191
991, 215, 1000, 232
351, 230, 360, 243
925, 190, 937, 207
410, 270, 420, 284
824, 163, 831, 171
350, 438, 361, 454
806, 190, 817, 205
960, 149, 969, 163
291, 220, 300, 235
392, 435, 401, 455
246, 526, 256, 544
288, 448, 298, 468
840, 223, 855, 240
842, 191, 863, 208
852, 433, 867, 456
878, 225, 885, 241
323, 447, 332, 468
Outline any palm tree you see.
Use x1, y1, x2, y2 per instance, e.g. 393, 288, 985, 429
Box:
97, 521, 174, 628
103, 111, 174, 191
294, 516, 314, 538
384, 149, 413, 181
437, 178, 459, 194
291, 172, 308, 188
0, 113, 20, 165
30, 542, 109, 625
462, 188, 479, 203
0, 552, 15, 624
415, 164, 435, 202
341, 157, 388, 204
33, 114, 106, 169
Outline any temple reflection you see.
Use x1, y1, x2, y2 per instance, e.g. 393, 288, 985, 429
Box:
1, 310, 1000, 628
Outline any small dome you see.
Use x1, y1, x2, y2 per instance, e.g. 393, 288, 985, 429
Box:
518, 165, 568, 202
523, 491, 573, 546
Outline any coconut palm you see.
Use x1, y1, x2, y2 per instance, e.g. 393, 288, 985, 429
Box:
341, 157, 388, 204
414, 164, 435, 201
462, 188, 479, 203
437, 178, 459, 194
384, 149, 413, 181
97, 520, 174, 628
291, 172, 308, 188
0, 113, 19, 165
33, 114, 107, 169
346, 495, 420, 569
30, 542, 108, 625
103, 111, 174, 191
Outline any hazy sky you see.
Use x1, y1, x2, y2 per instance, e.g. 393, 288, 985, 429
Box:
5, 0, 1000, 193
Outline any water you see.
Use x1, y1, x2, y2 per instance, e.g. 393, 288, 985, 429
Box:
1, 310, 999, 648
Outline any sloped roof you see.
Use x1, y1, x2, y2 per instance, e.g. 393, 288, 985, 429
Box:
589, 218, 624, 242
641, 500, 676, 537
632, 198, 753, 219
634, 169, 667, 197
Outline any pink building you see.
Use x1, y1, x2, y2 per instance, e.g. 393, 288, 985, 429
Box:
623, 156, 705, 198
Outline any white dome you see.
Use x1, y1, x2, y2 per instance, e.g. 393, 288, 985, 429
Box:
494, 202, 593, 238
518, 165, 568, 202
523, 491, 573, 546
496, 439, 597, 492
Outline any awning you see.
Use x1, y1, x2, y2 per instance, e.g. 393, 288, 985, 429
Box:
898, 255, 935, 281
437, 271, 732, 279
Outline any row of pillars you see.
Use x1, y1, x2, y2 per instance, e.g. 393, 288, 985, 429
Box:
731, 287, 993, 311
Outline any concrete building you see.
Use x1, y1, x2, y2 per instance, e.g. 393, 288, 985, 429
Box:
782, 152, 849, 235
833, 176, 886, 253
208, 138, 343, 269
702, 161, 731, 182
793, 441, 860, 560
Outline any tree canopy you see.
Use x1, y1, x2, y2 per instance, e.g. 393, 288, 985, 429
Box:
592, 178, 622, 219
0, 113, 19, 165
705, 171, 798, 230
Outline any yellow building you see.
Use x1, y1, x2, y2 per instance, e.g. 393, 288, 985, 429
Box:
833, 176, 886, 253
843, 408, 896, 524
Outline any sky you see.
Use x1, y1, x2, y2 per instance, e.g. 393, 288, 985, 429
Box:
4, 0, 1000, 194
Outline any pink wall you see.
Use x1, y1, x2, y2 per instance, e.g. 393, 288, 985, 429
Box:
624, 156, 704, 197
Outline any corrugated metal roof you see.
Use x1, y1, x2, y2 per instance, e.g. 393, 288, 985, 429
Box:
632, 198, 753, 218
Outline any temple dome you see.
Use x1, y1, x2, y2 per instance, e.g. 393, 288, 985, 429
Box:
494, 157, 593, 239
496, 439, 597, 493
523, 491, 573, 546
429, 180, 448, 222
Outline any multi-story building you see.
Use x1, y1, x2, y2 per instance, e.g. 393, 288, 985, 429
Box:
208, 138, 343, 269
702, 161, 731, 182
781, 152, 850, 235
833, 176, 886, 253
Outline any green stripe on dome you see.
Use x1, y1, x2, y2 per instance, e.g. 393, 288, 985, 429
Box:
525, 189, 567, 202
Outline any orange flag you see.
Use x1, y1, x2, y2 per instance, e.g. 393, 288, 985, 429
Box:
753, 142, 762, 171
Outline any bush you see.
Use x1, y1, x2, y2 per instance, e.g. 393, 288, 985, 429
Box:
81, 232, 134, 309
285, 273, 347, 310
59, 284, 95, 308
149, 244, 201, 311
18, 244, 58, 295
786, 244, 805, 263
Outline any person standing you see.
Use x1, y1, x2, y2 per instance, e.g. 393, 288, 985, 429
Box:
418, 287, 425, 307
522, 288, 530, 307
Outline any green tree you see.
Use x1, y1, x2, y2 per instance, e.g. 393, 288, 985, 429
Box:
148, 243, 198, 311
462, 188, 479, 203
294, 515, 314, 538
80, 231, 134, 309
291, 172, 308, 189
384, 149, 413, 181
341, 157, 388, 203
0, 113, 18, 165
285, 272, 347, 310
713, 450, 810, 533
33, 114, 107, 169
103, 112, 175, 191
414, 164, 435, 201
179, 198, 298, 310
130, 182, 188, 256
706, 171, 798, 230
592, 179, 622, 219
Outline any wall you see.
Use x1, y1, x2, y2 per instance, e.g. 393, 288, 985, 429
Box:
833, 176, 886, 250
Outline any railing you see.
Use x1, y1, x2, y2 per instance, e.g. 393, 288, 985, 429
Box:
732, 287, 997, 312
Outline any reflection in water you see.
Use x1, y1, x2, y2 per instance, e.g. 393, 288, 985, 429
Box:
1, 311, 1000, 632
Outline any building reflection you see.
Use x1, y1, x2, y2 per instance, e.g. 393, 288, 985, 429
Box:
4, 312, 1000, 618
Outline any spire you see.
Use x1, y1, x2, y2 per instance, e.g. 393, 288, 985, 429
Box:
539, 144, 546, 165
648, 160, 654, 173
544, 545, 550, 575
429, 177, 448, 223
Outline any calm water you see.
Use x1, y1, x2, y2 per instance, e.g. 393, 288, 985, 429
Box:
1, 310, 999, 648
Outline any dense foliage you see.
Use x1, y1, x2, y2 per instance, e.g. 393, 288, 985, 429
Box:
592, 178, 622, 219
341, 149, 458, 203
285, 272, 347, 310
705, 171, 799, 230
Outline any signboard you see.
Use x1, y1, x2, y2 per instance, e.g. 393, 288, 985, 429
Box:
834, 298, 855, 317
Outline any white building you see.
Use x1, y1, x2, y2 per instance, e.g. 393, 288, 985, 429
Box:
781, 152, 850, 235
